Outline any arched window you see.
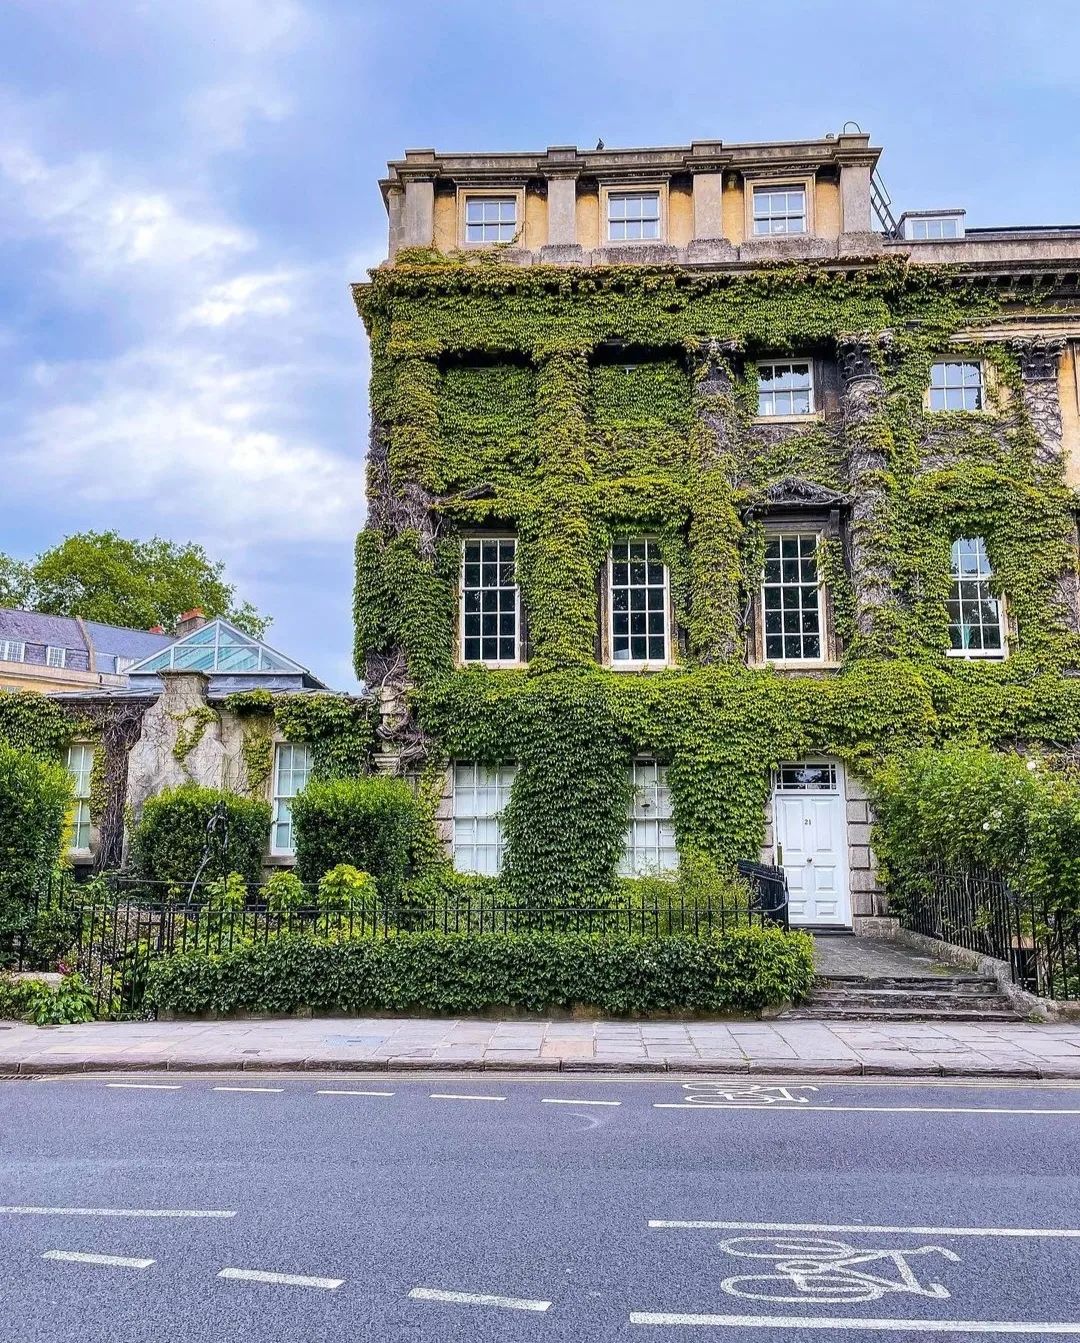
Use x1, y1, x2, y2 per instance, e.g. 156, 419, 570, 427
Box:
948, 538, 1005, 657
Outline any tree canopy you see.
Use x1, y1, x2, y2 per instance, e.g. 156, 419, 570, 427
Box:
0, 532, 269, 638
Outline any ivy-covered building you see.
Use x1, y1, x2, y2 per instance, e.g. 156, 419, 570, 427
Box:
353, 130, 1080, 934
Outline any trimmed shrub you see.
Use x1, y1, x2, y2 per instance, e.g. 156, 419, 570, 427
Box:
292, 776, 433, 898
873, 744, 1080, 915
0, 741, 71, 940
130, 784, 271, 888
144, 925, 815, 1018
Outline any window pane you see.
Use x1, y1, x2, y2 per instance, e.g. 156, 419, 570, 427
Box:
609, 538, 668, 663
461, 538, 519, 664
761, 533, 822, 661
620, 759, 677, 875
453, 762, 516, 874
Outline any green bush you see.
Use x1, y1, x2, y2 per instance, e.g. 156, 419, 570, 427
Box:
873, 744, 1080, 915
0, 972, 95, 1024
144, 925, 815, 1018
0, 741, 72, 940
129, 784, 271, 888
292, 776, 433, 898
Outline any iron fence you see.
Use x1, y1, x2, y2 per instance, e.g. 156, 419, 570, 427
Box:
902, 863, 1080, 1001
4, 864, 788, 1019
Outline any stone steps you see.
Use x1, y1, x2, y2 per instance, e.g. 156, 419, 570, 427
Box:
781, 971, 1024, 1022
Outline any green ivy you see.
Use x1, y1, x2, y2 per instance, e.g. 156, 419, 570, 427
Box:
0, 691, 75, 761
348, 258, 1080, 900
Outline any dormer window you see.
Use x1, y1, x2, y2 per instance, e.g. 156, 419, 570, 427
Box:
464, 195, 518, 245
910, 217, 959, 240
901, 211, 965, 241
753, 185, 807, 235
607, 190, 661, 241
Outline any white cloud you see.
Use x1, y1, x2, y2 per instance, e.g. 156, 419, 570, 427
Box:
0, 138, 253, 281
13, 344, 359, 546
184, 270, 298, 327
188, 80, 293, 153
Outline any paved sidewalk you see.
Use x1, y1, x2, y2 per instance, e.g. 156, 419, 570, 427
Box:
3, 1015, 1080, 1078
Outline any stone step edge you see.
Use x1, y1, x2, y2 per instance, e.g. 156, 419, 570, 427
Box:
816, 975, 994, 988
2, 1054, 1074, 1079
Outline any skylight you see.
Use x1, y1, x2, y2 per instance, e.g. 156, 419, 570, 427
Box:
127, 620, 304, 676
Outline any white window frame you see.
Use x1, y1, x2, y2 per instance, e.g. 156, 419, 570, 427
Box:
751, 183, 808, 236
459, 535, 521, 667
946, 537, 1007, 660
270, 742, 311, 857
451, 762, 516, 876
607, 537, 670, 669
65, 742, 94, 853
0, 639, 25, 663
460, 189, 524, 247
600, 182, 667, 244
929, 360, 985, 413
605, 188, 663, 243
619, 759, 678, 877
756, 360, 816, 418
907, 216, 961, 240
761, 531, 827, 666
46, 646, 68, 669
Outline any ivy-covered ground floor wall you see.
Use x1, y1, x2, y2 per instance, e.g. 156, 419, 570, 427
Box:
396, 658, 1080, 932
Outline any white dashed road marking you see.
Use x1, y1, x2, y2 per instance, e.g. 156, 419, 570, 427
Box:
649, 1220, 1080, 1239
316, 1089, 395, 1097
105, 1083, 182, 1090
409, 1287, 552, 1312
218, 1268, 343, 1290
429, 1093, 506, 1102
43, 1251, 155, 1269
628, 1314, 1080, 1333
0, 1206, 235, 1219
212, 1086, 284, 1094
540, 1097, 621, 1106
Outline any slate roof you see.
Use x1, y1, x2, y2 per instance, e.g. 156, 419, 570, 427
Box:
82, 620, 174, 663
0, 607, 173, 673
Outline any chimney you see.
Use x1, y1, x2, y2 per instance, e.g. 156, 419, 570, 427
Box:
175, 608, 207, 637
148, 624, 165, 635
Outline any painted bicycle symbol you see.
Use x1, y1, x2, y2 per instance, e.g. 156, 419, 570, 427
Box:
682, 1084, 819, 1106
718, 1236, 960, 1305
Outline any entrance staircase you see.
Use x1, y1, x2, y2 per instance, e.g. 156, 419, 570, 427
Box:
780, 935, 1025, 1022
782, 972, 1023, 1022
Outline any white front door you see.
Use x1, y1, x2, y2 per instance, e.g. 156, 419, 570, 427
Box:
773, 760, 851, 928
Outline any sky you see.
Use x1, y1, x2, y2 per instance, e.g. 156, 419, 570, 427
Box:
1, 1, 1078, 690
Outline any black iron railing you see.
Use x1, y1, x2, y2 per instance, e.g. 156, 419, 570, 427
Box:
903, 863, 1080, 1001
4, 866, 789, 1019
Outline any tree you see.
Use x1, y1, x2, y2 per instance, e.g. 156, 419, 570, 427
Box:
0, 532, 269, 638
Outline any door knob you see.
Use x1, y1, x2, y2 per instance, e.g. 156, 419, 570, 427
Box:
806, 857, 813, 864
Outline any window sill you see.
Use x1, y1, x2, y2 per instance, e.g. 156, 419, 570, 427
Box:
753, 411, 825, 425
606, 661, 675, 673
458, 661, 528, 671
945, 649, 1008, 661
265, 853, 297, 866
757, 660, 841, 672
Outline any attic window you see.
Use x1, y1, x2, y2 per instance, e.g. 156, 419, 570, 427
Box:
465, 196, 518, 245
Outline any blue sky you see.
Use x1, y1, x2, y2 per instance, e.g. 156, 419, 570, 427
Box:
2, 1, 1078, 689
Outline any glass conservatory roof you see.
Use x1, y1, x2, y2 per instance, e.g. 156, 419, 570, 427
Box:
127, 620, 306, 676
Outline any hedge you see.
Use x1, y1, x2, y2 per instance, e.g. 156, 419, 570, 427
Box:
0, 740, 71, 938
872, 744, 1080, 915
291, 776, 433, 897
130, 784, 271, 887
144, 926, 815, 1018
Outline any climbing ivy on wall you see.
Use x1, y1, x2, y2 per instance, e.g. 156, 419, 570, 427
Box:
351, 256, 1080, 900
224, 691, 377, 784
0, 691, 75, 761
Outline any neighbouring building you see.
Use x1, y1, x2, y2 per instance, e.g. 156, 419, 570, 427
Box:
43, 612, 367, 873
352, 129, 1080, 934
0, 608, 174, 694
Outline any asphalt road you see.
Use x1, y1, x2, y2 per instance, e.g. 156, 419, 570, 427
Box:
2, 1073, 1080, 1341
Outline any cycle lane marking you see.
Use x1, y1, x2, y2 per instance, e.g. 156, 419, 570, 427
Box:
628, 1313, 1080, 1331
0, 1206, 235, 1219
218, 1267, 343, 1290
649, 1221, 1080, 1238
